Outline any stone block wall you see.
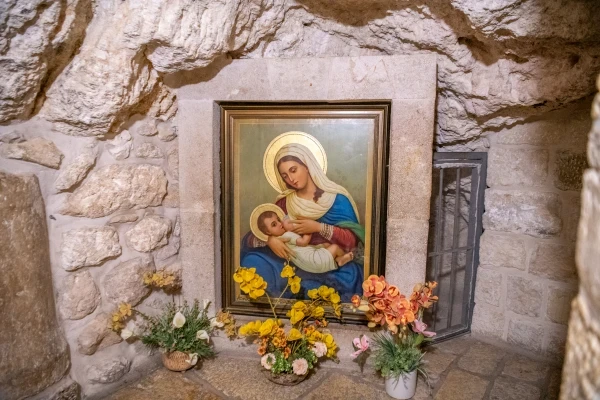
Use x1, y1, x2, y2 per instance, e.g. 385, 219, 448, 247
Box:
0, 96, 180, 398
471, 99, 591, 359
560, 76, 600, 399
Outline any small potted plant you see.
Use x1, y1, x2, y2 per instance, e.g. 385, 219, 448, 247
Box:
110, 270, 236, 371
350, 276, 438, 399
235, 264, 342, 384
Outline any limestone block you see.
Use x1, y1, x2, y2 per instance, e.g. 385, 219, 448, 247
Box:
77, 313, 123, 355
0, 137, 63, 168
506, 275, 543, 317
546, 326, 568, 360
154, 236, 181, 262
387, 144, 432, 221
157, 122, 177, 142
479, 232, 527, 270
133, 119, 158, 137
58, 270, 101, 320
483, 190, 562, 238
488, 147, 548, 187
106, 130, 132, 160
125, 215, 171, 252
61, 226, 121, 271
0, 172, 70, 399
385, 218, 428, 295
108, 213, 139, 224
54, 149, 97, 192
167, 146, 179, 181
86, 358, 130, 384
102, 256, 154, 305
61, 164, 167, 218
471, 303, 504, 341
530, 242, 577, 281
163, 183, 180, 208
474, 268, 502, 307
547, 286, 577, 325
554, 150, 588, 191
507, 319, 543, 352
576, 171, 600, 311
0, 130, 24, 143
134, 142, 163, 159
327, 56, 437, 100
563, 194, 582, 243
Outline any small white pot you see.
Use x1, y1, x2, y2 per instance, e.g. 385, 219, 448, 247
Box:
385, 370, 417, 399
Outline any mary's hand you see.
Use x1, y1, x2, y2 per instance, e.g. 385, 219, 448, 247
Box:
289, 217, 322, 235
267, 235, 295, 259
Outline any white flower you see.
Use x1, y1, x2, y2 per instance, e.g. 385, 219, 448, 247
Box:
210, 317, 224, 328
120, 328, 134, 340
292, 358, 309, 375
172, 312, 186, 328
313, 341, 327, 358
187, 353, 198, 366
196, 330, 210, 342
261, 353, 276, 370
203, 299, 210, 309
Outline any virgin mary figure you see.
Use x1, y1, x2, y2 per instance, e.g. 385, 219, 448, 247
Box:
241, 139, 364, 302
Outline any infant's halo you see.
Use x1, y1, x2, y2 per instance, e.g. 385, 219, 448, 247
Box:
250, 203, 286, 242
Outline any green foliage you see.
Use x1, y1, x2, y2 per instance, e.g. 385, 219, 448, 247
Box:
270, 339, 318, 375
372, 332, 424, 378
138, 300, 214, 359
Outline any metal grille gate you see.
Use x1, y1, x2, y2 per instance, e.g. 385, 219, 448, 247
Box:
424, 152, 487, 341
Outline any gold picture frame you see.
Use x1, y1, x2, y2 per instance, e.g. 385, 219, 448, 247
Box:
220, 103, 390, 322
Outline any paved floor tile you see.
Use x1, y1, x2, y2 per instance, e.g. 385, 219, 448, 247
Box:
489, 376, 541, 400
105, 369, 223, 400
434, 369, 489, 400
502, 354, 549, 383
458, 342, 505, 376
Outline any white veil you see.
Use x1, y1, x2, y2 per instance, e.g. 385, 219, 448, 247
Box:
274, 143, 360, 223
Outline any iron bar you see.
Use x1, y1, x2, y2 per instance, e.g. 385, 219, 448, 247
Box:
447, 168, 462, 329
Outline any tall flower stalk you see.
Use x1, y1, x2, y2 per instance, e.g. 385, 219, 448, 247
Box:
236, 264, 342, 376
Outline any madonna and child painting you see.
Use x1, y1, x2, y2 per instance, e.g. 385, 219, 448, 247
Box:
221, 105, 389, 316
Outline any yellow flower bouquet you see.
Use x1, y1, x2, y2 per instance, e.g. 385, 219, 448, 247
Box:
236, 264, 342, 382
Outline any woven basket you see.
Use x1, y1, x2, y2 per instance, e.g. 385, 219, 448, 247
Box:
161, 351, 194, 372
262, 369, 308, 386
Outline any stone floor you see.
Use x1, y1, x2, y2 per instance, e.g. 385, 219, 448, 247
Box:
105, 335, 562, 400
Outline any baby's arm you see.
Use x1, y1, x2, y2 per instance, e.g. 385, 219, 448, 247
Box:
294, 233, 312, 247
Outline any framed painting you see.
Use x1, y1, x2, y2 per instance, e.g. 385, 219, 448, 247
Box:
220, 103, 390, 322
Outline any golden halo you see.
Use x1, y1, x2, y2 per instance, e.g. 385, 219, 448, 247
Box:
250, 203, 285, 242
263, 131, 327, 193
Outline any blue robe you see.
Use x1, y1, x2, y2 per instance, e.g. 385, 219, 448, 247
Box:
240, 194, 364, 302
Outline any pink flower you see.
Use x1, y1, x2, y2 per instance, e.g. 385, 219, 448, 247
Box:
351, 334, 370, 358
313, 341, 327, 358
261, 353, 276, 370
292, 358, 309, 375
412, 319, 436, 337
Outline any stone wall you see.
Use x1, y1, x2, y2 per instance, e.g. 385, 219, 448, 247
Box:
560, 78, 600, 399
0, 110, 180, 398
472, 100, 590, 359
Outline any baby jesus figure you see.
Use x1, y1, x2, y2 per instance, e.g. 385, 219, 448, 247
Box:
252, 204, 354, 274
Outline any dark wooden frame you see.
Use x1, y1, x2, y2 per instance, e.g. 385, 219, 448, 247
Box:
220, 102, 390, 323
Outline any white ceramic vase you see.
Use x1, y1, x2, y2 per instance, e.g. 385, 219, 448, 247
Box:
385, 370, 417, 399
